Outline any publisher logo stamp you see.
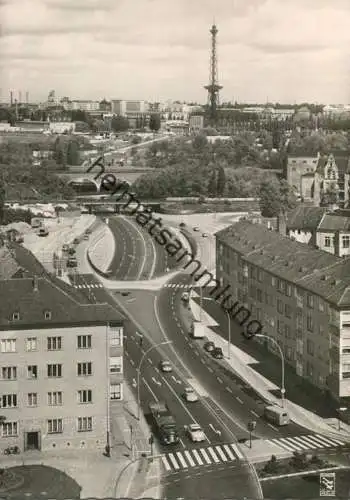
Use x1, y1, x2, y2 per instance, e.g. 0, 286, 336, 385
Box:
320, 472, 336, 496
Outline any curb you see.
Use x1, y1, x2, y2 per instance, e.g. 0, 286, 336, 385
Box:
87, 222, 115, 274
259, 465, 348, 482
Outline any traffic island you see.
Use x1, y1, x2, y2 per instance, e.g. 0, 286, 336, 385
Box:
0, 468, 24, 493
257, 452, 337, 479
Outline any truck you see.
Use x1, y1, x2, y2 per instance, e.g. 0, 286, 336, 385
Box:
149, 401, 179, 445
190, 321, 205, 339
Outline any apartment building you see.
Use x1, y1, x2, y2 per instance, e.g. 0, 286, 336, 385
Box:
0, 276, 124, 452
216, 220, 350, 404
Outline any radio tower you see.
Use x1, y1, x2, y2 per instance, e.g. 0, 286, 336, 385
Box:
204, 23, 222, 124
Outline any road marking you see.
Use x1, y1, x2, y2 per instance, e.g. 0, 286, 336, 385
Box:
168, 453, 180, 470
179, 438, 185, 449
162, 455, 171, 471
148, 358, 153, 365
315, 434, 345, 446
267, 422, 278, 431
216, 377, 223, 384
209, 424, 221, 436
176, 452, 188, 468
184, 450, 196, 467
162, 378, 197, 424
207, 447, 220, 463
226, 386, 232, 393
130, 358, 135, 366
192, 449, 203, 465
223, 444, 235, 460
236, 397, 243, 404
199, 448, 211, 464
200, 359, 206, 364
250, 410, 259, 418
151, 376, 161, 386
215, 446, 227, 462
142, 377, 158, 402
194, 350, 199, 356
230, 443, 244, 460
207, 367, 213, 373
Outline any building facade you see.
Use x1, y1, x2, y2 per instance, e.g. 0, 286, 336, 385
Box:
216, 221, 350, 403
0, 277, 124, 452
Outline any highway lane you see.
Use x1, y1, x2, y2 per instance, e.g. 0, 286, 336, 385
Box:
106, 217, 142, 279
157, 273, 310, 439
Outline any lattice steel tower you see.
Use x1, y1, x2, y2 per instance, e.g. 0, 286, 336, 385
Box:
204, 24, 223, 123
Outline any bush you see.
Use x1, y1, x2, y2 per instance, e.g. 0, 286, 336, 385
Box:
263, 455, 279, 474
290, 451, 308, 471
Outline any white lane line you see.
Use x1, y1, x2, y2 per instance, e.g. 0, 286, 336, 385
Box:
168, 453, 180, 470
236, 397, 243, 404
148, 358, 153, 365
270, 438, 296, 452
315, 434, 345, 446
184, 450, 196, 467
192, 449, 203, 465
161, 455, 171, 471
208, 367, 213, 373
295, 435, 327, 448
250, 410, 260, 418
179, 438, 185, 449
217, 377, 223, 384
278, 438, 301, 451
215, 446, 227, 462
223, 444, 235, 460
199, 448, 212, 464
142, 377, 158, 402
207, 447, 220, 463
230, 443, 244, 460
290, 436, 316, 450
226, 386, 233, 393
176, 452, 188, 468
268, 423, 278, 431
130, 358, 135, 366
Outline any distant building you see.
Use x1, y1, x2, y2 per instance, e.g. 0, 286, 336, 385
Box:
49, 122, 75, 134
189, 115, 204, 131
0, 276, 124, 452
286, 206, 326, 245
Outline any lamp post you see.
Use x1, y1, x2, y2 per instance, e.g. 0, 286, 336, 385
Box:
136, 340, 173, 420
254, 334, 285, 408
202, 297, 231, 359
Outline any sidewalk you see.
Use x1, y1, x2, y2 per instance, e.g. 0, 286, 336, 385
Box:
190, 291, 350, 442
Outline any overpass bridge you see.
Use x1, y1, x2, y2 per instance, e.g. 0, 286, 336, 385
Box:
81, 200, 162, 214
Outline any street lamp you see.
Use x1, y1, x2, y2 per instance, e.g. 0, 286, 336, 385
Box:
202, 297, 231, 359
136, 340, 173, 420
255, 334, 285, 408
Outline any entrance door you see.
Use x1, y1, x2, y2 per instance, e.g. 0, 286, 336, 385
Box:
26, 432, 39, 450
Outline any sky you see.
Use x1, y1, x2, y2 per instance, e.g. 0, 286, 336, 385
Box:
1, 0, 350, 105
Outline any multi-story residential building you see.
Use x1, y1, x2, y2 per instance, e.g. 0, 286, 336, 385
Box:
0, 276, 124, 452
286, 154, 319, 198
316, 213, 350, 257
287, 206, 326, 245
216, 220, 350, 404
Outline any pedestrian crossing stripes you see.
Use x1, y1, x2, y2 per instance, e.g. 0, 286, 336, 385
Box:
163, 283, 189, 289
73, 283, 103, 289
266, 433, 346, 453
161, 443, 244, 472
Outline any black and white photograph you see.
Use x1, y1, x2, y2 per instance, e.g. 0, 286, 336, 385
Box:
0, 0, 350, 498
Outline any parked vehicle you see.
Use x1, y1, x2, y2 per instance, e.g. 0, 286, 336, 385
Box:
160, 360, 172, 373
185, 424, 206, 442
62, 244, 69, 252
181, 291, 190, 302
4, 446, 19, 455
85, 228, 92, 235
264, 405, 290, 426
67, 256, 78, 268
68, 247, 76, 255
38, 227, 48, 237
204, 341, 215, 353
211, 347, 224, 359
73, 237, 80, 245
149, 401, 179, 445
202, 233, 209, 238
83, 234, 89, 240
183, 387, 199, 403
193, 227, 200, 232
190, 321, 205, 339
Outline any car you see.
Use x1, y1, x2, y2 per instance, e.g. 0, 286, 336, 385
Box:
62, 244, 69, 252
193, 227, 200, 232
159, 360, 172, 373
68, 247, 76, 255
212, 347, 224, 359
85, 229, 92, 235
73, 237, 80, 244
83, 234, 89, 240
67, 256, 78, 268
121, 291, 130, 297
38, 227, 48, 237
185, 424, 206, 442
183, 387, 199, 403
202, 233, 209, 238
179, 222, 186, 228
204, 341, 215, 353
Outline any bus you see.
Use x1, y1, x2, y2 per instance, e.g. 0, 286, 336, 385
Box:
264, 405, 290, 426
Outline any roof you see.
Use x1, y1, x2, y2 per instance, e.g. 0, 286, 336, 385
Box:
0, 246, 20, 279
215, 220, 350, 308
316, 152, 350, 177
287, 206, 326, 230
0, 276, 124, 330
318, 214, 350, 232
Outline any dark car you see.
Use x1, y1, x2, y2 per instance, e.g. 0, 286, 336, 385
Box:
212, 347, 224, 359
66, 256, 78, 268
68, 247, 76, 255
204, 341, 215, 353
73, 237, 80, 245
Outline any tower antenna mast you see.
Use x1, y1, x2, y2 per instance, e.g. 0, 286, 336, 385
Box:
204, 23, 223, 124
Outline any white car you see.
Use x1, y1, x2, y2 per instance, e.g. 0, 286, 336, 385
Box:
186, 424, 206, 442
183, 387, 199, 402
160, 360, 172, 373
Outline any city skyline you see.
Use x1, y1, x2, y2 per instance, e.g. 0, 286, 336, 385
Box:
1, 0, 350, 104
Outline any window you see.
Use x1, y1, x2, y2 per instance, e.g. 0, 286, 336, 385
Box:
47, 364, 62, 378
277, 300, 284, 314
48, 392, 62, 406
277, 320, 283, 334
306, 314, 313, 332
325, 236, 331, 247
47, 337, 62, 351
343, 348, 350, 354
12, 312, 20, 321
77, 362, 92, 376
257, 269, 263, 283
319, 299, 324, 312
110, 326, 123, 346
307, 294, 314, 308
342, 236, 350, 248
286, 284, 292, 297
1, 339, 16, 353
1, 394, 17, 408
77, 335, 92, 349
249, 266, 256, 280
109, 356, 122, 373
306, 361, 313, 377
47, 419, 63, 434
110, 383, 122, 400
27, 393, 37, 407
307, 339, 314, 356
296, 312, 303, 329
26, 337, 37, 351
78, 390, 92, 404
284, 325, 291, 338
2, 367, 17, 380
77, 417, 92, 432
27, 365, 38, 379
2, 422, 18, 437
44, 310, 52, 320
256, 289, 262, 302
285, 304, 291, 318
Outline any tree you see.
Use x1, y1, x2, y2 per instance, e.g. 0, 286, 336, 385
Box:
259, 178, 297, 217
66, 140, 80, 165
217, 166, 226, 196
149, 113, 161, 133
0, 178, 5, 224
111, 115, 129, 132
207, 170, 217, 196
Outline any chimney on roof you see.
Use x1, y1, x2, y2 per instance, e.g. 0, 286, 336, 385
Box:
277, 211, 287, 237
32, 276, 38, 291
